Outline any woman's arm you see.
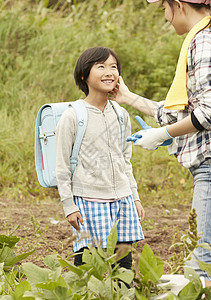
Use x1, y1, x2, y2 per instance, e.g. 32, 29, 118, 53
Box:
110, 76, 158, 117
167, 115, 198, 137
133, 115, 198, 150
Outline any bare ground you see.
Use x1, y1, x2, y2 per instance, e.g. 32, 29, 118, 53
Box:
0, 195, 191, 271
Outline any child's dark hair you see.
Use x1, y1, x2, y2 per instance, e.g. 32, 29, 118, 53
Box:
74, 47, 121, 96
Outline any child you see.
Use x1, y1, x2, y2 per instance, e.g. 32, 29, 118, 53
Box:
110, 0, 211, 286
56, 47, 144, 268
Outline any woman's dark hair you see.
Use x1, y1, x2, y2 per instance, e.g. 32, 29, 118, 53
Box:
162, 0, 211, 27
74, 47, 121, 96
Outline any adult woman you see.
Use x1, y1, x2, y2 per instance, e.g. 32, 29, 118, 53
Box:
110, 0, 211, 287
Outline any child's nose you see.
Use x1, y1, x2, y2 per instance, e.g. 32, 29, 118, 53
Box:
104, 68, 113, 75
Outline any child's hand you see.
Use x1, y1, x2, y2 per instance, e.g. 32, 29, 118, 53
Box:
67, 211, 84, 232
134, 200, 145, 222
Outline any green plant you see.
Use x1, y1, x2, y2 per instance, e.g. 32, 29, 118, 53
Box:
0, 0, 188, 203
0, 233, 34, 297
168, 208, 211, 276
0, 234, 34, 273
1, 220, 210, 299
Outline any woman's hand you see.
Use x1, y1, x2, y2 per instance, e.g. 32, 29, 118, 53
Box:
109, 76, 131, 104
67, 211, 84, 231
134, 200, 145, 223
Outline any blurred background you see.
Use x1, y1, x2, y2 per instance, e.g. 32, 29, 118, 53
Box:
0, 0, 192, 208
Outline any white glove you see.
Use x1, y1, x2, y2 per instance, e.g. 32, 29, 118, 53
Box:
134, 126, 173, 150
167, 139, 178, 156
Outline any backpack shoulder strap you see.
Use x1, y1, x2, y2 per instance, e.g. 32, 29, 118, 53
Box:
69, 100, 87, 177
110, 101, 125, 153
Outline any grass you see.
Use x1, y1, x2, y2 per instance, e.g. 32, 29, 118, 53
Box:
0, 0, 192, 208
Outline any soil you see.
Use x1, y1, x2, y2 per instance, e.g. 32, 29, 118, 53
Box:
0, 195, 191, 271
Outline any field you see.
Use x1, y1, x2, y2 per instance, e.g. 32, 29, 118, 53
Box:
0, 0, 194, 270
0, 193, 191, 270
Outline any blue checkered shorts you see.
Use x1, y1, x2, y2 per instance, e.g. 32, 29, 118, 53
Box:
72, 195, 144, 252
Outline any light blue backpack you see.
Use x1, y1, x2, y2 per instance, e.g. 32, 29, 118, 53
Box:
35, 99, 125, 188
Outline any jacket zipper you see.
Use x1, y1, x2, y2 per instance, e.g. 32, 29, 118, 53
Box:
102, 112, 118, 198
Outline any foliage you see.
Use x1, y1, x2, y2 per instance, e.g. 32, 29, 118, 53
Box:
168, 208, 211, 276
0, 234, 35, 273
0, 0, 191, 205
0, 2, 210, 299
0, 220, 210, 299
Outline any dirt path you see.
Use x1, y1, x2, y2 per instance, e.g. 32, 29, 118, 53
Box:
0, 196, 191, 270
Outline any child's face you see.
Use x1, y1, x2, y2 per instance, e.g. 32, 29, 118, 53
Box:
86, 54, 119, 96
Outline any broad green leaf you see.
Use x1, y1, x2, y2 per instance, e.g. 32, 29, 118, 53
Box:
112, 268, 134, 285
0, 246, 15, 266
82, 248, 92, 265
48, 266, 62, 282
37, 288, 61, 300
62, 271, 87, 293
54, 286, 69, 299
87, 275, 105, 296
58, 259, 83, 276
139, 244, 163, 283
97, 245, 106, 259
0, 235, 20, 249
71, 294, 84, 300
36, 275, 67, 290
142, 264, 164, 284
44, 255, 61, 271
22, 290, 43, 299
0, 245, 34, 270
178, 281, 201, 299
197, 260, 211, 276
107, 220, 119, 255
89, 276, 112, 299
8, 250, 35, 266
139, 244, 156, 274
82, 248, 107, 280
184, 267, 201, 282
62, 270, 79, 284
13, 280, 31, 298
119, 286, 135, 300
179, 268, 202, 299
90, 247, 107, 278
22, 262, 50, 284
